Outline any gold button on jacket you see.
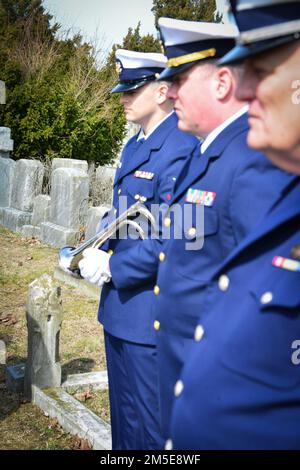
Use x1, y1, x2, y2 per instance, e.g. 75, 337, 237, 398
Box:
154, 285, 160, 295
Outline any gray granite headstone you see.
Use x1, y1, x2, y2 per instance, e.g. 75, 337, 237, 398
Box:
40, 167, 89, 247
32, 194, 51, 226
50, 167, 89, 228
1, 160, 44, 232
0, 157, 16, 207
24, 274, 63, 400
52, 158, 88, 174
21, 194, 51, 238
85, 205, 110, 240
94, 166, 116, 205
0, 206, 32, 232
11, 159, 44, 212
0, 127, 14, 157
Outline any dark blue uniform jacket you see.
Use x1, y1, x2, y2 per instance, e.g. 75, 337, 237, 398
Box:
98, 112, 198, 345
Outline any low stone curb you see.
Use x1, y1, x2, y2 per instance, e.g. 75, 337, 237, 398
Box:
62, 371, 108, 393
33, 385, 112, 450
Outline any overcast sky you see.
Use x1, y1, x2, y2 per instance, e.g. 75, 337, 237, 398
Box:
43, 0, 229, 56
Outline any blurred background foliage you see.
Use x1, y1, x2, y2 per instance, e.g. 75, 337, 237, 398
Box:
0, 0, 220, 164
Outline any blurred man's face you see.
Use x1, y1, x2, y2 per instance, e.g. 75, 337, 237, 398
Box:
167, 63, 216, 138
120, 83, 158, 125
236, 41, 300, 174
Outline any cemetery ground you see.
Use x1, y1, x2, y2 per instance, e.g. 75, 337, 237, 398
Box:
0, 226, 109, 450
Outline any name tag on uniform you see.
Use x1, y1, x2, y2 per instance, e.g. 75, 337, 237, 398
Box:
185, 188, 216, 206
134, 170, 154, 180
272, 256, 300, 272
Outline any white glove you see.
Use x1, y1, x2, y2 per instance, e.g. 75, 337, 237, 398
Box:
78, 248, 111, 287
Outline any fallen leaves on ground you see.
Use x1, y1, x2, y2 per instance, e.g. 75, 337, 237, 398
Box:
74, 389, 93, 402
0, 314, 18, 325
73, 436, 92, 450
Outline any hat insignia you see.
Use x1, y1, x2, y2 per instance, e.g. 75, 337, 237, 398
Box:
115, 60, 122, 75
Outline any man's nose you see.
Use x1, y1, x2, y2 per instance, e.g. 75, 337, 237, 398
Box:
235, 63, 258, 103
167, 82, 178, 100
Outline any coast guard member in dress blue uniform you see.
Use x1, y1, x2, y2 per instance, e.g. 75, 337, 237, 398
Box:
153, 17, 295, 440
79, 49, 198, 449
168, 0, 300, 450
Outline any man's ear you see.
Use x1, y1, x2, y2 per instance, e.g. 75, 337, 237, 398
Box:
214, 67, 234, 101
156, 82, 169, 104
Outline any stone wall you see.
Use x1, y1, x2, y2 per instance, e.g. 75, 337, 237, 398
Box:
0, 108, 116, 247
0, 154, 116, 247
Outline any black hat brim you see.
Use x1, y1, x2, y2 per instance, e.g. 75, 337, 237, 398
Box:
157, 61, 201, 81
219, 34, 299, 66
110, 79, 151, 94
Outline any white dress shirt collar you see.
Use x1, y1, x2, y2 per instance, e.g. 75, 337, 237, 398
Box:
200, 105, 249, 154
137, 111, 174, 141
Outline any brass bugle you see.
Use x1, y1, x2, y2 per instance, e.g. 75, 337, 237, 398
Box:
58, 201, 157, 277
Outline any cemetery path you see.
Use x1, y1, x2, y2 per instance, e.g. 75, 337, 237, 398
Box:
0, 227, 108, 449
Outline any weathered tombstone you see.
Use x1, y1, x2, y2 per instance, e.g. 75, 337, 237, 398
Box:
88, 161, 95, 180
1, 159, 44, 232
52, 158, 88, 173
85, 205, 110, 240
40, 167, 89, 247
0, 156, 16, 208
24, 274, 63, 400
94, 166, 116, 206
0, 85, 13, 158
21, 194, 51, 238
50, 168, 88, 227
0, 127, 14, 158
32, 194, 51, 226
11, 159, 44, 212
0, 82, 16, 223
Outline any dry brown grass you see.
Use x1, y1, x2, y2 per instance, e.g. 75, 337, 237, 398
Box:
0, 226, 108, 449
